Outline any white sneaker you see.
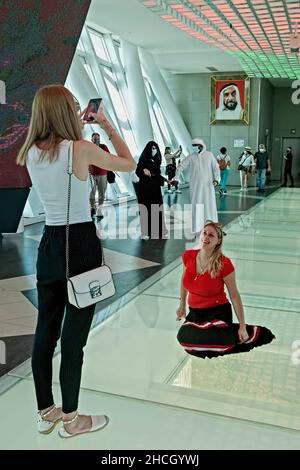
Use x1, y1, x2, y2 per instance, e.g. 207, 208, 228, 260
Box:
175, 189, 182, 194
167, 190, 172, 194
141, 235, 150, 240
240, 188, 244, 192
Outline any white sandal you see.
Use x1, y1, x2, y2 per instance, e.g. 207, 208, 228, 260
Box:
37, 405, 62, 434
58, 412, 109, 438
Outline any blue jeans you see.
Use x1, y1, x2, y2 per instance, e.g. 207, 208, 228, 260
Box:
220, 169, 229, 192
257, 168, 266, 190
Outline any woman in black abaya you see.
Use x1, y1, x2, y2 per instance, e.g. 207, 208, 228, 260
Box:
136, 141, 168, 239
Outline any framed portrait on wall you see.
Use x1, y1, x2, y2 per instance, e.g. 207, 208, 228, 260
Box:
210, 75, 250, 124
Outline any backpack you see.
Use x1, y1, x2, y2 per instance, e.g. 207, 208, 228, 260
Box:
218, 158, 227, 170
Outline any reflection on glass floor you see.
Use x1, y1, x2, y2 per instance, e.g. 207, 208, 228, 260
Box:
51, 188, 300, 431
11, 189, 300, 432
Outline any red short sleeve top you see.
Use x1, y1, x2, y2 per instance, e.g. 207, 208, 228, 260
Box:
182, 249, 235, 309
89, 144, 109, 176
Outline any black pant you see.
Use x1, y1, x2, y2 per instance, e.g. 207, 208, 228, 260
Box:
166, 166, 178, 191
283, 164, 294, 187
32, 222, 102, 413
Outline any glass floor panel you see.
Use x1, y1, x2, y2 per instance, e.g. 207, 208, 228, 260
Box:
243, 212, 300, 223
6, 188, 300, 432
47, 295, 300, 430
224, 232, 300, 254
226, 219, 300, 239
269, 189, 300, 200
261, 200, 300, 210
143, 256, 300, 300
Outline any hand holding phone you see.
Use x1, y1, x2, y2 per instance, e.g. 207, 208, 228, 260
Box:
83, 98, 102, 122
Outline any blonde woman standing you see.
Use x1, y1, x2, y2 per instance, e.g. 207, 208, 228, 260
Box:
17, 85, 135, 437
176, 221, 274, 358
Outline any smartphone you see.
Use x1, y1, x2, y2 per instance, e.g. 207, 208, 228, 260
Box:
83, 98, 102, 122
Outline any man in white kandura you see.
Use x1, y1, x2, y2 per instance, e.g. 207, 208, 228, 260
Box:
174, 138, 220, 236
216, 83, 244, 120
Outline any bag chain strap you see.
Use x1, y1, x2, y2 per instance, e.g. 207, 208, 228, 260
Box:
65, 142, 104, 281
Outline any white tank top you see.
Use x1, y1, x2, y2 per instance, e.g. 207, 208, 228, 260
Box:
27, 140, 91, 226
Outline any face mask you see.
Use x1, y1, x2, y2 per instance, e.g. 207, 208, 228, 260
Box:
259, 149, 264, 152
152, 148, 158, 157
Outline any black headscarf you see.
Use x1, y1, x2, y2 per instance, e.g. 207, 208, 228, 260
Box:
138, 141, 162, 167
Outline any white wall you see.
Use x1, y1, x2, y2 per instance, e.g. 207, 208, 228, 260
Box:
163, 71, 261, 186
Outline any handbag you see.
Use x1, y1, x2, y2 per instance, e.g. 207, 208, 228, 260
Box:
107, 170, 116, 183
66, 142, 116, 309
238, 154, 247, 171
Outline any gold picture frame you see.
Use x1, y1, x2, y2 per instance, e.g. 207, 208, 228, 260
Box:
210, 75, 250, 125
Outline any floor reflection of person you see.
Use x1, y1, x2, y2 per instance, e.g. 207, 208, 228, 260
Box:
135, 141, 168, 240
176, 221, 275, 358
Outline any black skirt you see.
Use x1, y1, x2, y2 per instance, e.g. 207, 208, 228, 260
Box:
177, 303, 275, 359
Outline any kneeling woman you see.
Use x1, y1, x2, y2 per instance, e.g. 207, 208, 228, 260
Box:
177, 221, 275, 358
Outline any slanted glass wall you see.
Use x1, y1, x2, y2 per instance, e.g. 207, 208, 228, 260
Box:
66, 25, 183, 197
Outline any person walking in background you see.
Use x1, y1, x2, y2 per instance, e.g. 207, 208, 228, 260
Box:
281, 146, 294, 187
176, 220, 275, 358
17, 84, 135, 438
89, 132, 108, 219
216, 147, 230, 195
164, 145, 182, 194
238, 146, 255, 192
254, 144, 271, 193
135, 141, 169, 240
174, 138, 220, 237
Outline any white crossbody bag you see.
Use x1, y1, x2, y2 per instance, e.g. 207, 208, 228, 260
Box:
66, 142, 116, 309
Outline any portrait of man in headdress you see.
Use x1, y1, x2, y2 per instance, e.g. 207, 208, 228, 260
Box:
211, 76, 250, 124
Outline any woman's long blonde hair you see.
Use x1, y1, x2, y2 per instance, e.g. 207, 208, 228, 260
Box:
17, 84, 82, 166
202, 221, 226, 278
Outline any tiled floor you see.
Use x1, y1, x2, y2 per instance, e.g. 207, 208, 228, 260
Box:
0, 185, 274, 376
1, 185, 300, 449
